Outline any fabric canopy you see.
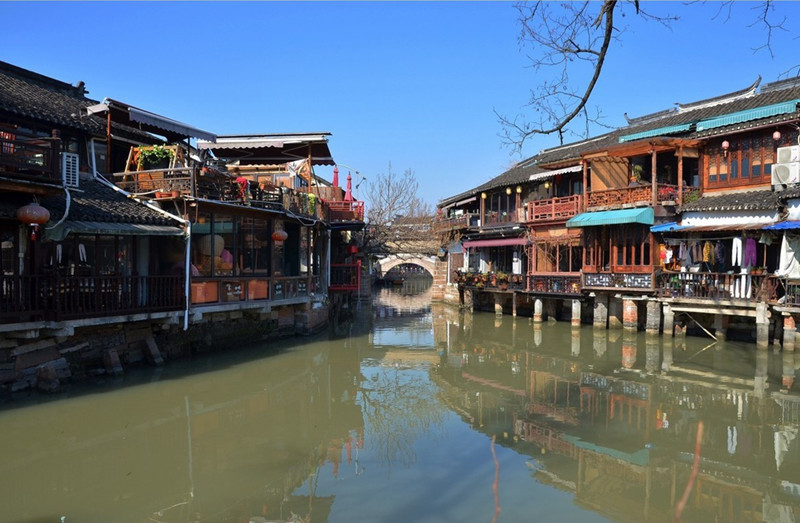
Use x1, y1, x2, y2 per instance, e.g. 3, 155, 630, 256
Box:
566, 207, 654, 228
87, 99, 217, 142
765, 221, 800, 230
529, 164, 582, 182
462, 238, 528, 248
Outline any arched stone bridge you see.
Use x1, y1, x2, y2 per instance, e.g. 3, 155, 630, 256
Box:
375, 254, 437, 278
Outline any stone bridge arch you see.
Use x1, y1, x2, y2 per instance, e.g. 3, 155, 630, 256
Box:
375, 254, 436, 278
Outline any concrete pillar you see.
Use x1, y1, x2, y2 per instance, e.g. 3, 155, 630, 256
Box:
662, 303, 674, 338
623, 299, 638, 331
494, 294, 503, 316
534, 298, 544, 323
645, 300, 660, 335
783, 314, 796, 352
756, 302, 770, 349
512, 293, 517, 317
593, 294, 608, 329
608, 297, 622, 329
571, 299, 582, 327
713, 314, 728, 342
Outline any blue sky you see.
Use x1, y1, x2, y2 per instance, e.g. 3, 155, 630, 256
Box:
4, 2, 800, 205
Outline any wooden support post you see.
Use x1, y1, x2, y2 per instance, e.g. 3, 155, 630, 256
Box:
651, 146, 658, 207
512, 292, 517, 317
677, 145, 684, 206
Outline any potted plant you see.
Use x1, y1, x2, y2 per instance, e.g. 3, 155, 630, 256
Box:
497, 271, 509, 290
137, 145, 175, 170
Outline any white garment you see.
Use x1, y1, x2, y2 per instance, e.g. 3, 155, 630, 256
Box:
731, 237, 743, 266
778, 233, 800, 278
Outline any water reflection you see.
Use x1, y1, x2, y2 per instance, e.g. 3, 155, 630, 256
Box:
434, 308, 800, 522
7, 291, 800, 521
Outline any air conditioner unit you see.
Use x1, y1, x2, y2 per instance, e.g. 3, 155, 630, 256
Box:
62, 152, 79, 188
777, 145, 800, 164
772, 162, 800, 187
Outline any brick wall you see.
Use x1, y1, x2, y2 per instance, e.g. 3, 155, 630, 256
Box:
432, 258, 448, 301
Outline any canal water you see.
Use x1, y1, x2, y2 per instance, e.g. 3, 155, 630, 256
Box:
3, 282, 800, 522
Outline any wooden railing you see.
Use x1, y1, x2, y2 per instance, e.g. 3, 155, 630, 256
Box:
658, 271, 778, 302
524, 195, 581, 223
528, 274, 582, 295
327, 200, 365, 222
483, 209, 523, 226
191, 275, 320, 305
113, 167, 194, 196
586, 183, 684, 209
330, 261, 362, 291
1, 274, 185, 323
0, 132, 61, 184
432, 213, 478, 234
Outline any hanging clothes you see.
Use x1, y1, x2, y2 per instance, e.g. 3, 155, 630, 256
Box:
731, 237, 743, 267
679, 241, 690, 266
715, 241, 727, 272
743, 237, 758, 268
689, 242, 702, 266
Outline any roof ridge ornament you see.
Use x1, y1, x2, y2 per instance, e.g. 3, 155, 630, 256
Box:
675, 76, 761, 113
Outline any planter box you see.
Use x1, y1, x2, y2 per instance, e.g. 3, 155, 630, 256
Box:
191, 282, 218, 304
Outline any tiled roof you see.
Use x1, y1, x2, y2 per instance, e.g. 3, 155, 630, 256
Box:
679, 189, 780, 213
0, 61, 152, 141
1, 177, 180, 227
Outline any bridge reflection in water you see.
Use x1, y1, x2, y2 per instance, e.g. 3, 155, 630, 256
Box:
4, 292, 800, 521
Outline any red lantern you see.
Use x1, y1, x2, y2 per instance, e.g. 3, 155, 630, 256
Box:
16, 202, 50, 241
272, 229, 288, 244
348, 244, 358, 255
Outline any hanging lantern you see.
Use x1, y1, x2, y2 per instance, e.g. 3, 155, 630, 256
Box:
272, 229, 288, 244
16, 202, 50, 241
774, 130, 782, 142
348, 244, 358, 255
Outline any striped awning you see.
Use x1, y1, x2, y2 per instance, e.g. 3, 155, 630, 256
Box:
47, 221, 184, 242
566, 207, 654, 228
529, 164, 582, 182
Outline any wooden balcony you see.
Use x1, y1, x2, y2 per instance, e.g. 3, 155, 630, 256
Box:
432, 213, 478, 234
524, 195, 581, 223
327, 201, 365, 222
583, 271, 654, 290
586, 183, 688, 209
1, 274, 184, 323
484, 208, 524, 227
329, 262, 361, 292
0, 130, 62, 187
657, 271, 778, 302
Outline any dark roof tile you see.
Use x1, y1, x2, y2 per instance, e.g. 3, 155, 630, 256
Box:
679, 189, 779, 213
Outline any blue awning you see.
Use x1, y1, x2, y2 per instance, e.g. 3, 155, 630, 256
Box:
566, 207, 654, 228
764, 221, 800, 230
696, 99, 800, 131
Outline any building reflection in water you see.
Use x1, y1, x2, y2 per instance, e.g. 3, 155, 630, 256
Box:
432, 304, 800, 522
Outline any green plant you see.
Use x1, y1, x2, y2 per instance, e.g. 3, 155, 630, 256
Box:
682, 188, 701, 204
496, 271, 509, 282
137, 145, 174, 169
